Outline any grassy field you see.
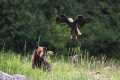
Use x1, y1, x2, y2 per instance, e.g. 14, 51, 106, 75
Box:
0, 50, 120, 80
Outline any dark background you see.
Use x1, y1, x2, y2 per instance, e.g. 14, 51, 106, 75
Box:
0, 0, 120, 58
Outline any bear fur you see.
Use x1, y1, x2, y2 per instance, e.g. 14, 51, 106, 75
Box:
32, 46, 51, 71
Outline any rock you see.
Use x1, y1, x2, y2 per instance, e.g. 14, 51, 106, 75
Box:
0, 71, 13, 80
0, 71, 27, 80
13, 74, 26, 80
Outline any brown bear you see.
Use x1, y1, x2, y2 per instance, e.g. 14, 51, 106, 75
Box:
32, 46, 51, 71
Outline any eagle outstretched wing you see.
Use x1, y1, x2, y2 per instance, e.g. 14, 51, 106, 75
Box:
56, 15, 90, 40
74, 15, 89, 28
56, 15, 74, 27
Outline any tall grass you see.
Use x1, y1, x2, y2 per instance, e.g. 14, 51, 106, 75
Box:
0, 50, 120, 80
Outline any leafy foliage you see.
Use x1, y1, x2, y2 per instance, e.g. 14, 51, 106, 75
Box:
0, 0, 120, 56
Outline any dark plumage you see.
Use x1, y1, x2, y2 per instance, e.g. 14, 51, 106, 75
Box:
56, 15, 89, 40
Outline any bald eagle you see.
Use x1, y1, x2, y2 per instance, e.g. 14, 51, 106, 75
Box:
56, 15, 89, 40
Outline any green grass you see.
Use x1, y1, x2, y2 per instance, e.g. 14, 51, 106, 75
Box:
0, 50, 120, 80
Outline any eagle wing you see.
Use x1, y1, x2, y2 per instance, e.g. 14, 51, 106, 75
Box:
56, 15, 74, 27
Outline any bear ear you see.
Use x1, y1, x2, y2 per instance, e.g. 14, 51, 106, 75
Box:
42, 47, 47, 51
34, 46, 38, 49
